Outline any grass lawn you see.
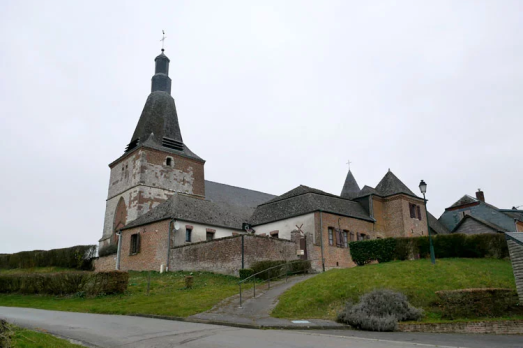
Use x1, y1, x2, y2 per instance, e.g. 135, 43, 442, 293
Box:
0, 270, 242, 318
272, 258, 520, 322
9, 325, 84, 348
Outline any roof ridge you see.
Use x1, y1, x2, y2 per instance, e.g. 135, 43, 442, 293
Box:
204, 180, 275, 197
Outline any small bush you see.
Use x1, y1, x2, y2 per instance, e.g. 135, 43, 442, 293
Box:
0, 320, 13, 348
0, 271, 128, 295
239, 268, 254, 279
287, 260, 311, 274
436, 288, 521, 319
98, 244, 118, 257
337, 289, 423, 331
250, 260, 286, 280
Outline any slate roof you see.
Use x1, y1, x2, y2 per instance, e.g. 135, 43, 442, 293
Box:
500, 209, 523, 222
447, 195, 478, 209
204, 180, 276, 208
374, 170, 418, 198
427, 212, 449, 234
451, 215, 508, 233
340, 170, 361, 199
123, 193, 254, 230
505, 232, 523, 245
250, 185, 374, 225
355, 185, 379, 198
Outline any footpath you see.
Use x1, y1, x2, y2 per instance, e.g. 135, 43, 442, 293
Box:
189, 274, 346, 330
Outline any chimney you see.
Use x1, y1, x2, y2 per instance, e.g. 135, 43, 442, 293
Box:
476, 189, 485, 202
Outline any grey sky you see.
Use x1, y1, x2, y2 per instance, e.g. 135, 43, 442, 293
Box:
1, 1, 522, 253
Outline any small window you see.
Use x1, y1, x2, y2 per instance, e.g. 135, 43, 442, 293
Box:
350, 232, 355, 241
335, 229, 344, 248
270, 231, 279, 238
165, 157, 173, 167
206, 232, 214, 241
359, 233, 366, 241
130, 233, 140, 255
185, 228, 192, 242
328, 228, 334, 246
343, 231, 349, 248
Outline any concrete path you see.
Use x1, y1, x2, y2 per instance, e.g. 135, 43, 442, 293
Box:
190, 274, 344, 329
3, 307, 522, 348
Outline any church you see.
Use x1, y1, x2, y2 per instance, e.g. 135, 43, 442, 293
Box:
95, 50, 448, 274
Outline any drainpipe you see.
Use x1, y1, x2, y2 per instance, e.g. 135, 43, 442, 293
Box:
116, 230, 122, 271
320, 210, 325, 272
241, 234, 245, 269
166, 219, 175, 272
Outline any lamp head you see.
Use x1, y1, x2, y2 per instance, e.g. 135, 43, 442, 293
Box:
419, 180, 427, 194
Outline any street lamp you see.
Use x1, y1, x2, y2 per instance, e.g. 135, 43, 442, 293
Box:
419, 180, 436, 265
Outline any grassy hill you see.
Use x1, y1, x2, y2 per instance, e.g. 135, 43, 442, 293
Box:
0, 270, 241, 318
272, 258, 518, 321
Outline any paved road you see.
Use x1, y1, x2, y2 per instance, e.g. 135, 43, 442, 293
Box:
1, 307, 522, 348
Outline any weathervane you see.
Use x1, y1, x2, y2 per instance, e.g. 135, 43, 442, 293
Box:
160, 30, 167, 51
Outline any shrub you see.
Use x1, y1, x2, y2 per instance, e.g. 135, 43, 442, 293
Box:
337, 289, 423, 331
250, 260, 286, 280
436, 288, 521, 319
287, 260, 311, 274
0, 271, 128, 295
239, 268, 254, 279
98, 244, 118, 257
0, 245, 97, 270
0, 320, 13, 348
349, 233, 508, 265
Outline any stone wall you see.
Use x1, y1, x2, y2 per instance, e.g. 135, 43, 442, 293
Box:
169, 234, 299, 276
506, 238, 523, 302
398, 320, 523, 335
93, 255, 117, 271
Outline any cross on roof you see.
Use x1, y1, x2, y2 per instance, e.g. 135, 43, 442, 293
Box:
160, 30, 167, 50
346, 160, 352, 170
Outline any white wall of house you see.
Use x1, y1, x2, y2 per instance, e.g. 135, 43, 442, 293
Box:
253, 213, 315, 241
172, 220, 242, 246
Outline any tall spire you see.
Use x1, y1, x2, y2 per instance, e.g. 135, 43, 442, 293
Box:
151, 50, 172, 94
340, 170, 361, 199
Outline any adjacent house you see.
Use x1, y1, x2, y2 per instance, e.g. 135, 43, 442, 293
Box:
439, 190, 523, 234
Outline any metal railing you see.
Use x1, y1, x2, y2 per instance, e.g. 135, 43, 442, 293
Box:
238, 259, 317, 308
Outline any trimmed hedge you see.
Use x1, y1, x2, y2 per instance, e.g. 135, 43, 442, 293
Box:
349, 233, 509, 265
0, 245, 97, 270
250, 260, 311, 280
98, 244, 118, 257
436, 288, 522, 319
0, 271, 128, 295
239, 268, 254, 279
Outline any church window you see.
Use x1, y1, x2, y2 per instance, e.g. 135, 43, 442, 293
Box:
409, 203, 422, 220
328, 228, 334, 246
130, 233, 140, 255
350, 232, 355, 241
335, 229, 344, 248
185, 228, 192, 242
343, 231, 349, 248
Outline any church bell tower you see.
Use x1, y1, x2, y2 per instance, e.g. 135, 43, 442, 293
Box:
99, 49, 205, 248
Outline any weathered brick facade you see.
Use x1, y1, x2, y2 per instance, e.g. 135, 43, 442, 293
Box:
100, 147, 205, 248
372, 195, 428, 238
310, 212, 375, 271
170, 234, 299, 276
119, 220, 171, 272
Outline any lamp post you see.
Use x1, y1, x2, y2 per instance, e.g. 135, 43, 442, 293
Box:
419, 180, 436, 265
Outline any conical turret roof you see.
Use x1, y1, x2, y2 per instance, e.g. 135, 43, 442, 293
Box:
340, 170, 361, 199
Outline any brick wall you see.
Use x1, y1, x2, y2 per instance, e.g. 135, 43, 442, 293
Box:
119, 220, 171, 272
372, 195, 428, 238
169, 234, 299, 276
398, 320, 523, 335
93, 255, 117, 271
506, 238, 523, 302
310, 212, 374, 271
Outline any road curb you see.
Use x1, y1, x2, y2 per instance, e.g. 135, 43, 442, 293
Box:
130, 313, 351, 331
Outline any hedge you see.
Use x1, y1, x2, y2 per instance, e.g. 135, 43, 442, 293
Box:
435, 288, 522, 319
239, 268, 254, 279
0, 271, 128, 295
0, 245, 97, 270
349, 233, 509, 265
250, 260, 311, 280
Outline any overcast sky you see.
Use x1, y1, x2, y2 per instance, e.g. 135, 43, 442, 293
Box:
1, 1, 522, 253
